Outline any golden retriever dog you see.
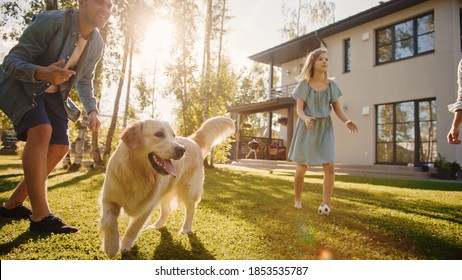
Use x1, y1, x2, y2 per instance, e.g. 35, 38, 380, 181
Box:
100, 116, 235, 258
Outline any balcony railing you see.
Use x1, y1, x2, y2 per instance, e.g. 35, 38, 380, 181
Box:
268, 82, 298, 100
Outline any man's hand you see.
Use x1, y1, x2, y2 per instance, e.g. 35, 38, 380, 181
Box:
34, 59, 76, 85
448, 111, 462, 144
88, 111, 101, 132
447, 127, 461, 144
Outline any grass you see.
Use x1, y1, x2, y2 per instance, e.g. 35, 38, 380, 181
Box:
0, 154, 461, 260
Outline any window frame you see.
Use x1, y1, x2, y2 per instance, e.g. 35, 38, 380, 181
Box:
375, 98, 437, 165
375, 11, 434, 65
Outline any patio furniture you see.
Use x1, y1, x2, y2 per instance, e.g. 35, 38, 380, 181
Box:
246, 139, 260, 159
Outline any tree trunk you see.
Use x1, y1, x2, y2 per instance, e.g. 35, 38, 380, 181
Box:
62, 152, 71, 169
91, 24, 109, 167
202, 0, 213, 167
45, 0, 58, 10
122, 37, 135, 129
202, 0, 213, 121
103, 37, 130, 162
69, 114, 88, 171
209, 0, 227, 168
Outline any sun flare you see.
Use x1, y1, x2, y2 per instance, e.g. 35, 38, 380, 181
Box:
139, 19, 175, 66
133, 19, 176, 122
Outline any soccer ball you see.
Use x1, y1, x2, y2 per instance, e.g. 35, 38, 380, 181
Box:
318, 204, 331, 216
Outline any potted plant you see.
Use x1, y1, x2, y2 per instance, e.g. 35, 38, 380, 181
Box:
434, 154, 461, 180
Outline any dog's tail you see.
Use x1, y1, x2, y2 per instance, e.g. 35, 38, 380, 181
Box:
190, 116, 235, 158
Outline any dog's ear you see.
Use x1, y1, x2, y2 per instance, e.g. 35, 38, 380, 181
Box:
121, 121, 143, 150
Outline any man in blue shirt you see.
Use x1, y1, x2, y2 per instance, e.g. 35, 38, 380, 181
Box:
0, 0, 112, 234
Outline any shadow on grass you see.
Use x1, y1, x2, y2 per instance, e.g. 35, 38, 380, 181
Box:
0, 163, 22, 172
330, 187, 462, 259
0, 226, 52, 256
121, 228, 215, 260
334, 187, 462, 224
328, 205, 462, 260
205, 167, 462, 260
0, 169, 92, 194
153, 228, 215, 260
47, 169, 102, 191
0, 174, 23, 193
335, 175, 462, 191
271, 170, 462, 191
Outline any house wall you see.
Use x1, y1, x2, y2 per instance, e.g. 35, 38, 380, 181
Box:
281, 0, 462, 164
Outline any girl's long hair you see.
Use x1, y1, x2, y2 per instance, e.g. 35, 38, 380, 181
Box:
295, 48, 333, 82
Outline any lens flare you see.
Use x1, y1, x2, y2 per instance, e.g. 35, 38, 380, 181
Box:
318, 248, 333, 260
299, 224, 315, 245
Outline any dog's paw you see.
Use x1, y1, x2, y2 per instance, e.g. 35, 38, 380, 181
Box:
146, 220, 166, 230
103, 241, 120, 259
179, 227, 192, 235
120, 238, 136, 252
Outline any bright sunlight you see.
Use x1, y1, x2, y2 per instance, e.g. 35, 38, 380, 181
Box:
139, 19, 175, 68
136, 19, 176, 122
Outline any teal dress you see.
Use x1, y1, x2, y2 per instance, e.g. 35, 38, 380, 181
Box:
288, 79, 342, 165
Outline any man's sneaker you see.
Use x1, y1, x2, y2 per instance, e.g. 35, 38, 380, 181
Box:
0, 204, 32, 219
30, 214, 79, 234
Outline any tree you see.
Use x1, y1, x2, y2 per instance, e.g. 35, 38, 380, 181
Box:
234, 62, 269, 136
102, 0, 156, 162
44, 0, 58, 10
209, 0, 228, 167
122, 37, 135, 129
165, 0, 200, 136
200, 0, 213, 124
90, 23, 110, 167
121, 0, 155, 129
134, 74, 155, 116
280, 0, 335, 41
103, 35, 130, 162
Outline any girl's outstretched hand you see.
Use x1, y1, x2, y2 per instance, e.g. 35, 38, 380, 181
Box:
345, 120, 359, 134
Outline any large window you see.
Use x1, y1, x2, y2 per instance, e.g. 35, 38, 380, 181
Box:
376, 99, 437, 165
376, 12, 434, 65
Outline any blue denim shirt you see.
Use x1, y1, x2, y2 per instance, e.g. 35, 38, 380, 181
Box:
0, 9, 103, 125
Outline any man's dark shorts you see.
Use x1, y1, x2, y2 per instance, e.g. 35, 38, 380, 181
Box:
14, 93, 69, 145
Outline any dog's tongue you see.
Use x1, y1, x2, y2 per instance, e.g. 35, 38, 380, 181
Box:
163, 159, 176, 177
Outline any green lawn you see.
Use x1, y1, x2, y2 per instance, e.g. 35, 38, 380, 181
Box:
0, 155, 461, 260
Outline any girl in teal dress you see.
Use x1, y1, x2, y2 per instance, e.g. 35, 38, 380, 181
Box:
288, 48, 358, 215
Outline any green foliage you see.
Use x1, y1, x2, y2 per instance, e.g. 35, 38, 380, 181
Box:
164, 0, 201, 136
134, 75, 153, 114
0, 0, 78, 42
209, 136, 234, 164
280, 0, 335, 41
0, 111, 13, 130
1, 155, 461, 260
435, 154, 461, 172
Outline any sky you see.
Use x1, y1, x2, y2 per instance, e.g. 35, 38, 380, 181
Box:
225, 0, 385, 68
0, 0, 386, 123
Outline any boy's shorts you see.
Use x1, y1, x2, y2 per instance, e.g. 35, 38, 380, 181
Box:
14, 93, 69, 145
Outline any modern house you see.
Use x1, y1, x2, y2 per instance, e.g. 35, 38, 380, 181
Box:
228, 0, 462, 166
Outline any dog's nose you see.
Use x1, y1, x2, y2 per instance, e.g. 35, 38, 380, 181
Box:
175, 145, 185, 158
